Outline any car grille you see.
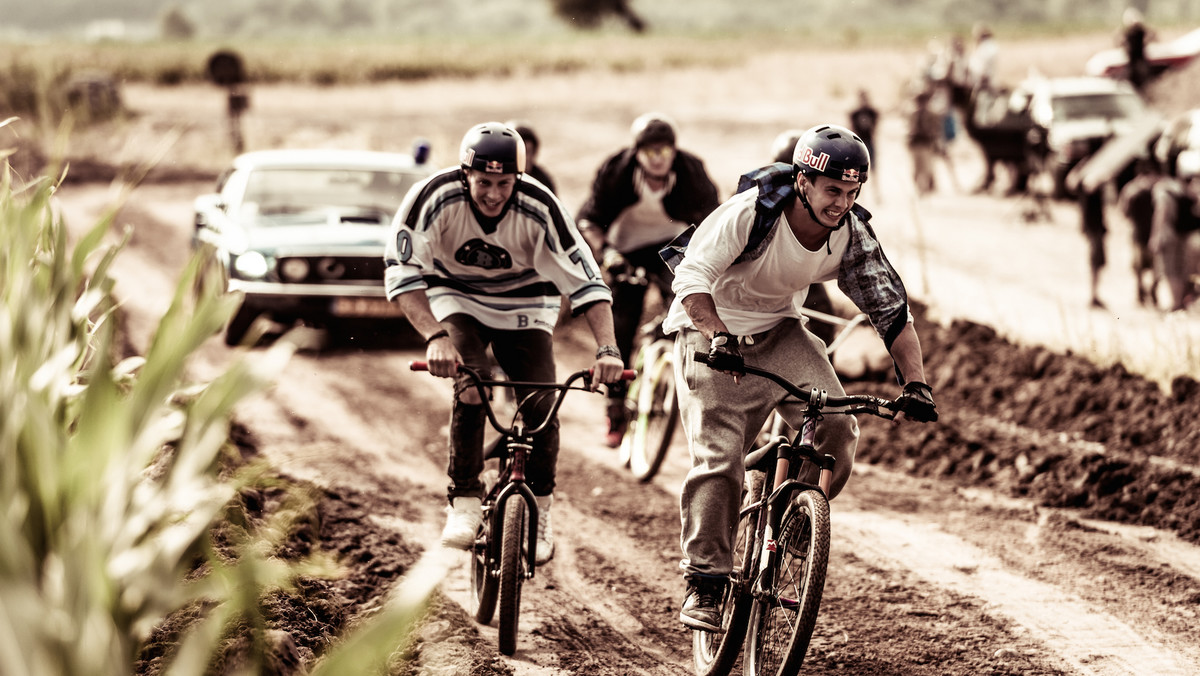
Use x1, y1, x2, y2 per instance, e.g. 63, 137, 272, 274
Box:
275, 256, 384, 283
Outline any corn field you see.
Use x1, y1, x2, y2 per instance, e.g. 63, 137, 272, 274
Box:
0, 123, 446, 675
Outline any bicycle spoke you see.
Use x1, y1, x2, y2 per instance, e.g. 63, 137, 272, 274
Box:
747, 491, 830, 676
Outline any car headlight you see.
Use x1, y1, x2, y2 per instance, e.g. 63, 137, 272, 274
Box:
233, 251, 270, 279
280, 257, 310, 282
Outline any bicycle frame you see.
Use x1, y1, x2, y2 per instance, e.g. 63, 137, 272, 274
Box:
411, 362, 635, 576
691, 352, 900, 674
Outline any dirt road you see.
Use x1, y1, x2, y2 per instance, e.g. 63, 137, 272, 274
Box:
49, 33, 1200, 676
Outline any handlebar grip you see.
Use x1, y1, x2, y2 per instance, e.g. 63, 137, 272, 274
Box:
694, 352, 712, 366
587, 368, 639, 381
409, 360, 428, 371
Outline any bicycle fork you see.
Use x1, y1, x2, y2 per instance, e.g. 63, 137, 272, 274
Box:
752, 415, 833, 604
485, 431, 540, 580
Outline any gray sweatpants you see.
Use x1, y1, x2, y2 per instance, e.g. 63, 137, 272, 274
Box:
674, 318, 859, 578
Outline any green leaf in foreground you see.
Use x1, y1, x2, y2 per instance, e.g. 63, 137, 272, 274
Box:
0, 150, 446, 675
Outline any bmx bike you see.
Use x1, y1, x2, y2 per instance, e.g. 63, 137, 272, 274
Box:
620, 304, 872, 483
689, 354, 901, 676
409, 361, 633, 656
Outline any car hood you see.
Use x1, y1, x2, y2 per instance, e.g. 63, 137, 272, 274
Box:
239, 223, 391, 257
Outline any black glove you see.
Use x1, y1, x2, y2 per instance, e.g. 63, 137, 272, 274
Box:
601, 248, 631, 279
707, 332, 745, 375
896, 381, 938, 423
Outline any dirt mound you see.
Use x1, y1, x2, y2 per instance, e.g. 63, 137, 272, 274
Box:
855, 304, 1200, 545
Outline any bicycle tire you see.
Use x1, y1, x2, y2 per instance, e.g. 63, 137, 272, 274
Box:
617, 374, 639, 468
744, 488, 831, 676
691, 470, 766, 676
629, 353, 678, 482
469, 512, 498, 624
497, 497, 527, 656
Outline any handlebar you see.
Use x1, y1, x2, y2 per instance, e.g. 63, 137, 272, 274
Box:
409, 361, 635, 383
693, 352, 899, 420
409, 361, 636, 437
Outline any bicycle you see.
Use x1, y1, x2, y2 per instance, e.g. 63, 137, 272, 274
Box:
689, 354, 901, 676
409, 361, 633, 656
621, 299, 873, 483
617, 309, 677, 482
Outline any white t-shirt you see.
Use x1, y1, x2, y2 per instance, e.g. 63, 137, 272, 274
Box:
607, 169, 687, 253
663, 189, 850, 336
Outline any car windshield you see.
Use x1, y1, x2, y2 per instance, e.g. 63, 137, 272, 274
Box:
240, 168, 418, 226
1052, 92, 1144, 121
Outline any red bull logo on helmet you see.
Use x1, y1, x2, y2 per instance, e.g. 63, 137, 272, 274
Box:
798, 147, 830, 173
842, 168, 860, 181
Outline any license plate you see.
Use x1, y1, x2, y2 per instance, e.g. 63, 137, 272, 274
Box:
332, 297, 406, 318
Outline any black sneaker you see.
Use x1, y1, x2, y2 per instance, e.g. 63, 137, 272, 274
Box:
679, 577, 726, 633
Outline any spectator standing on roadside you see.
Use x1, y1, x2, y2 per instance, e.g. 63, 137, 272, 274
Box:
385, 122, 625, 564
1150, 153, 1200, 312
945, 34, 971, 114
576, 112, 720, 447
966, 23, 1004, 193
1117, 158, 1162, 306
908, 90, 942, 196
966, 23, 998, 97
849, 89, 881, 202
1080, 184, 1108, 309
1120, 7, 1155, 92
507, 120, 557, 195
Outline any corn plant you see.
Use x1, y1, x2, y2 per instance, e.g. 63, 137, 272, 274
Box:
0, 129, 446, 676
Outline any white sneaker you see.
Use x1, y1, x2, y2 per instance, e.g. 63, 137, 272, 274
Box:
534, 495, 555, 565
440, 497, 482, 550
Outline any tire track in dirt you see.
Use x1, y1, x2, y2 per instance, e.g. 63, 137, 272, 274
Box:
836, 507, 1195, 676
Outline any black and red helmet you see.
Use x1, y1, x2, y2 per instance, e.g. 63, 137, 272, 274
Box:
792, 124, 870, 184
459, 122, 526, 174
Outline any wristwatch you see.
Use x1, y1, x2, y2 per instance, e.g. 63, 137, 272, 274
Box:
596, 344, 621, 360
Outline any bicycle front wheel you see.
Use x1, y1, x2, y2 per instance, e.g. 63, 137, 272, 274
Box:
629, 353, 678, 483
691, 470, 766, 676
469, 515, 498, 624
497, 497, 528, 656
744, 488, 831, 676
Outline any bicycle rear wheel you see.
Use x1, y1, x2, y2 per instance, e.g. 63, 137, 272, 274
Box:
744, 488, 831, 676
629, 352, 678, 483
497, 497, 528, 656
691, 470, 766, 676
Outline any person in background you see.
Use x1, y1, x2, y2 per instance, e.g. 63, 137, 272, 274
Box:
385, 122, 625, 565
1151, 152, 1200, 312
507, 120, 557, 194
966, 23, 1005, 194
908, 90, 942, 196
1117, 157, 1162, 306
848, 89, 882, 203
966, 23, 998, 97
576, 112, 720, 447
1120, 7, 1155, 92
663, 124, 937, 631
1080, 184, 1109, 309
